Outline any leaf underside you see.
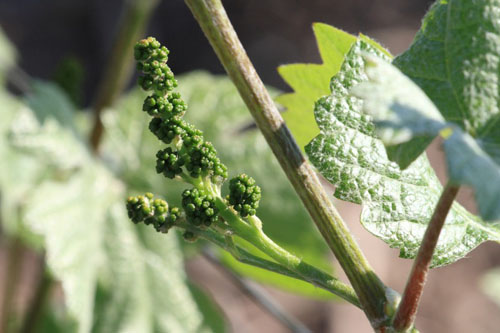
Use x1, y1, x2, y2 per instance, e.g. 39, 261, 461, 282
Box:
306, 39, 500, 267
390, 0, 500, 169
354, 0, 500, 222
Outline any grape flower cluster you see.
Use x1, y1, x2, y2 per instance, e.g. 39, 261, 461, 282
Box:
126, 37, 261, 240
228, 174, 261, 217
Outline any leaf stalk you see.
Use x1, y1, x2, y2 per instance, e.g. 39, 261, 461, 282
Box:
392, 182, 460, 331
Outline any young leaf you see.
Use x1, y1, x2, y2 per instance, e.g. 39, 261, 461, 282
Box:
276, 23, 390, 150
306, 39, 500, 267
24, 166, 117, 333
93, 206, 222, 333
26, 81, 77, 129
276, 23, 356, 149
391, 0, 500, 167
352, 55, 446, 146
0, 91, 45, 247
24, 167, 219, 333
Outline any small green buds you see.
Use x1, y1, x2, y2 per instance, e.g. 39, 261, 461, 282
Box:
182, 188, 219, 227
184, 141, 228, 179
135, 37, 227, 183
135, 37, 176, 94
142, 92, 187, 118
228, 174, 261, 217
156, 147, 185, 179
128, 37, 261, 245
149, 118, 187, 144
134, 37, 167, 62
182, 231, 199, 243
126, 193, 179, 233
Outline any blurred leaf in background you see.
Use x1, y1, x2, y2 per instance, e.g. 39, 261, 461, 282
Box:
481, 268, 500, 309
0, 32, 225, 332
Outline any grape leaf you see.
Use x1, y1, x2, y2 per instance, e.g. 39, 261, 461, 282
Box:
390, 0, 500, 168
277, 23, 356, 149
353, 55, 500, 222
26, 81, 78, 129
93, 205, 223, 333
0, 91, 45, 247
306, 39, 500, 267
24, 165, 116, 333
24, 167, 220, 333
277, 23, 391, 150
102, 72, 337, 299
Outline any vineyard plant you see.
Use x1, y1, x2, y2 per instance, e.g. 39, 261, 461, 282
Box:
2, 0, 500, 332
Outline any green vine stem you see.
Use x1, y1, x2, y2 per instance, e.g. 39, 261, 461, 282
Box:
89, 0, 159, 152
183, 0, 389, 328
392, 182, 460, 332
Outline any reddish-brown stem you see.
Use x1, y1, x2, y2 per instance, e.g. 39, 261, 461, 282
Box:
0, 238, 23, 333
392, 182, 459, 331
20, 256, 52, 333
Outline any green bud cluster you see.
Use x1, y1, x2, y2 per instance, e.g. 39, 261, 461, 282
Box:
182, 188, 218, 227
228, 174, 261, 217
142, 92, 187, 118
136, 37, 227, 182
128, 37, 263, 243
134, 37, 176, 94
183, 141, 228, 179
156, 147, 184, 179
126, 193, 180, 232
149, 118, 189, 144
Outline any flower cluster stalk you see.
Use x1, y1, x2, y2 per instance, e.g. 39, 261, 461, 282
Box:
392, 183, 459, 332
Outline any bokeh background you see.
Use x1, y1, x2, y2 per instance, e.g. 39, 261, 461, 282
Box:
2, 0, 500, 332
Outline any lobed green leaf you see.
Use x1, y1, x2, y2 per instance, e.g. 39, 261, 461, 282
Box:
277, 23, 356, 149
276, 23, 389, 151
306, 39, 500, 266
